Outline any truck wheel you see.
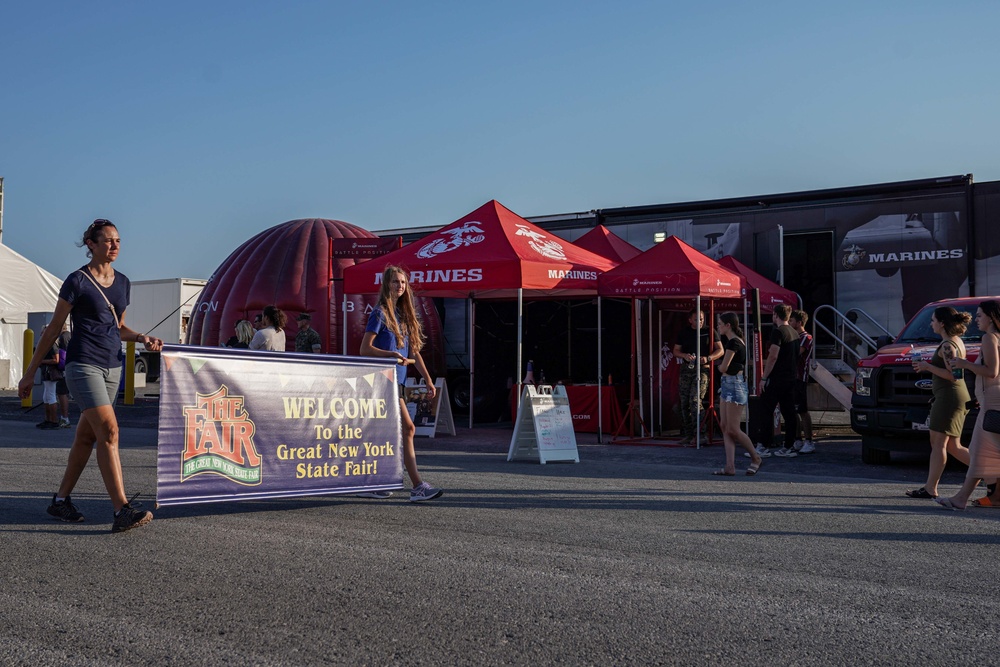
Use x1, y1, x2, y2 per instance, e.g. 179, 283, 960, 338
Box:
449, 374, 470, 412
861, 438, 891, 465
134, 357, 148, 375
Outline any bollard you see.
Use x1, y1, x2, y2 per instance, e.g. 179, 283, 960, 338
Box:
124, 341, 135, 405
21, 328, 34, 408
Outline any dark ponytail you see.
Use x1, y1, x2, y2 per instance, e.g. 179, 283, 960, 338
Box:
719, 312, 744, 338
933, 306, 972, 336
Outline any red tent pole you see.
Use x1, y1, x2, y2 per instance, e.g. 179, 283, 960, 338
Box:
629, 298, 636, 437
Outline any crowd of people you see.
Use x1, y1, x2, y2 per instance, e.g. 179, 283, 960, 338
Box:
20, 223, 998, 532
690, 301, 999, 508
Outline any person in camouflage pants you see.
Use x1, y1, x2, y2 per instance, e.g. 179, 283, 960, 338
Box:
673, 309, 723, 444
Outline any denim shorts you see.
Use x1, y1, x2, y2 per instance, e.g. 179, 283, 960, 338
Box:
719, 374, 748, 405
64, 362, 121, 411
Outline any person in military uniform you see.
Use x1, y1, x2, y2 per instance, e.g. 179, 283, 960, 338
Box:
294, 312, 322, 353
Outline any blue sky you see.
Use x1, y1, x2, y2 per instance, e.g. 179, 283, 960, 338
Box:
2, 1, 998, 281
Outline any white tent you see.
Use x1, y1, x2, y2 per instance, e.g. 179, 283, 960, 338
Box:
0, 243, 61, 388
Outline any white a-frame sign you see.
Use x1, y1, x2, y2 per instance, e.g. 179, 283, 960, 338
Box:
404, 378, 455, 438
507, 384, 579, 464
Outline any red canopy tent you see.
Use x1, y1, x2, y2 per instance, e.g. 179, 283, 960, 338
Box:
573, 225, 641, 265
598, 236, 742, 299
598, 236, 743, 443
717, 255, 799, 313
343, 200, 618, 426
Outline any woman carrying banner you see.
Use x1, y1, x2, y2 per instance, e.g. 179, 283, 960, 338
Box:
18, 218, 162, 533
360, 265, 443, 502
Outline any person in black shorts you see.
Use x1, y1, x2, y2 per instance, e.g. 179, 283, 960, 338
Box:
56, 323, 72, 428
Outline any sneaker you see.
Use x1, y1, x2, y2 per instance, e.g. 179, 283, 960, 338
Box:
47, 494, 85, 522
112, 503, 153, 533
409, 482, 443, 502
792, 439, 804, 452
798, 440, 816, 454
355, 490, 393, 499
36, 421, 59, 430
745, 444, 772, 459
59, 417, 71, 428
774, 447, 799, 458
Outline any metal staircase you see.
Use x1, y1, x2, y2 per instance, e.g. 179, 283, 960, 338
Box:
808, 307, 892, 412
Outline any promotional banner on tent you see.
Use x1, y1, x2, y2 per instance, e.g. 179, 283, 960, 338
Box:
156, 345, 402, 507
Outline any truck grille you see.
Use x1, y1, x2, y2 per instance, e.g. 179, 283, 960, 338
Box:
877, 366, 973, 405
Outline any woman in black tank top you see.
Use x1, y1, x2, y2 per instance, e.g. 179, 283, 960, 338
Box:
715, 313, 762, 476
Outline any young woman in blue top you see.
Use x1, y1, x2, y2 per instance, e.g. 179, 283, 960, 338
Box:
361, 265, 442, 502
18, 219, 163, 532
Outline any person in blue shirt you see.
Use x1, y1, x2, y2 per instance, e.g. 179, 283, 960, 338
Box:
360, 265, 443, 502
18, 219, 163, 533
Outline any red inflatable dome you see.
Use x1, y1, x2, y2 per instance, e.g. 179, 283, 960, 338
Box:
187, 218, 445, 377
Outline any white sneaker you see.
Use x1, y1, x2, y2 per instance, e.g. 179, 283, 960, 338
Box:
773, 447, 798, 458
745, 444, 771, 458
409, 482, 443, 502
792, 439, 804, 452
798, 440, 816, 454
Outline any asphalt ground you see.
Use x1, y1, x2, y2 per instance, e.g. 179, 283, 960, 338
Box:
1, 394, 998, 666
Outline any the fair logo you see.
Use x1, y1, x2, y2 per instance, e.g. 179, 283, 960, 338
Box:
842, 244, 867, 270
181, 386, 262, 485
514, 224, 566, 260
416, 221, 485, 258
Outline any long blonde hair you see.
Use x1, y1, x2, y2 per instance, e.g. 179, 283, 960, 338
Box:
378, 265, 424, 354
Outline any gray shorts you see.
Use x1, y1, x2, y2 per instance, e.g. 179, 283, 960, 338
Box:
64, 362, 121, 411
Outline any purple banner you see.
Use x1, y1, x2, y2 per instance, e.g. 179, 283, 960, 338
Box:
156, 345, 402, 507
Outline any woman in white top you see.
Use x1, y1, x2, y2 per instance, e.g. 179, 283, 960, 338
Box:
249, 305, 287, 351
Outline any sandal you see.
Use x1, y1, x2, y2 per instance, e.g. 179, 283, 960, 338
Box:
746, 461, 761, 476
971, 496, 997, 508
905, 487, 938, 499
712, 469, 735, 476
934, 497, 965, 511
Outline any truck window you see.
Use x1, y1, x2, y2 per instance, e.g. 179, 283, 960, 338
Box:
895, 304, 984, 344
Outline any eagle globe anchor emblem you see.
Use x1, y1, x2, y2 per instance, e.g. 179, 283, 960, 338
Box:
842, 244, 867, 270
416, 221, 486, 259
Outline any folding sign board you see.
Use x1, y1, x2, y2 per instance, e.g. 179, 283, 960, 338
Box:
507, 384, 579, 464
404, 378, 455, 438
